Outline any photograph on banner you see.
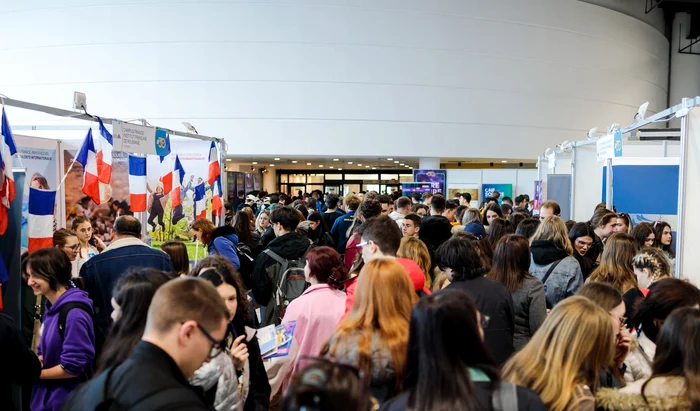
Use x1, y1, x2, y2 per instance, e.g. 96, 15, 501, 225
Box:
14, 136, 59, 250
447, 187, 479, 204
413, 169, 446, 194
482, 184, 512, 204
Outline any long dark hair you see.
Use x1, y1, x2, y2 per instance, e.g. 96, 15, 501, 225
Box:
482, 203, 503, 226
97, 268, 171, 372
631, 278, 700, 342
436, 236, 487, 281
631, 222, 655, 249
487, 218, 514, 250
488, 235, 534, 293
568, 222, 596, 278
642, 307, 700, 409
192, 256, 252, 329
232, 210, 254, 244
405, 289, 499, 411
653, 221, 675, 258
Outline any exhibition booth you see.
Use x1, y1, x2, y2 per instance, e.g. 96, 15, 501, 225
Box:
535, 97, 700, 286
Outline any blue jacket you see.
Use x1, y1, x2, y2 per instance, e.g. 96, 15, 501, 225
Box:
331, 211, 357, 253
529, 240, 583, 308
80, 237, 173, 335
208, 225, 241, 271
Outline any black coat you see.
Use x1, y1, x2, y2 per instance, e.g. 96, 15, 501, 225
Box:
444, 276, 516, 365
63, 341, 209, 410
0, 314, 41, 411
234, 321, 271, 411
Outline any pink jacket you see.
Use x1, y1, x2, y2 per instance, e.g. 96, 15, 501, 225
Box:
282, 284, 346, 374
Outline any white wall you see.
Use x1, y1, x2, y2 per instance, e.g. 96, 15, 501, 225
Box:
0, 0, 668, 160
447, 168, 538, 200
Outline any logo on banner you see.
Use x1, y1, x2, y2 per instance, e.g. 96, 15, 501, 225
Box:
155, 129, 171, 157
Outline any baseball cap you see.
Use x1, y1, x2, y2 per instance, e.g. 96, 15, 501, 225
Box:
397, 258, 431, 295
464, 223, 487, 239
246, 195, 258, 202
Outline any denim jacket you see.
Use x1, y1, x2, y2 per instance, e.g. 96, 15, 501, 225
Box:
529, 242, 583, 308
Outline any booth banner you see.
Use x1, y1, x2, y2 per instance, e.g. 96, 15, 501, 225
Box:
413, 169, 446, 195
15, 142, 58, 249
447, 187, 480, 202
534, 180, 543, 211
596, 130, 623, 161
402, 182, 432, 194
112, 120, 157, 155
483, 184, 512, 204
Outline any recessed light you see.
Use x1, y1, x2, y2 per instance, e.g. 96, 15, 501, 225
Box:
319, 165, 324, 168
330, 166, 334, 169
394, 161, 399, 163
225, 159, 231, 162
338, 168, 343, 170
270, 164, 275, 167
291, 160, 297, 164
387, 158, 393, 161
307, 162, 312, 166
365, 165, 370, 168
357, 164, 363, 166
274, 158, 280, 161
348, 161, 353, 164
252, 161, 258, 165
333, 158, 339, 161
372, 167, 377, 170
400, 163, 404, 166
501, 160, 508, 163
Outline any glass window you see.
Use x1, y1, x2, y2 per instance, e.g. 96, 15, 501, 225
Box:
400, 174, 413, 182
280, 174, 288, 183
325, 174, 343, 180
381, 174, 399, 180
345, 174, 379, 180
279, 184, 288, 194
289, 174, 306, 184
307, 184, 324, 193
307, 174, 324, 183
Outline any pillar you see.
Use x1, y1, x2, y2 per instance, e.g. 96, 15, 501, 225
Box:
418, 157, 441, 170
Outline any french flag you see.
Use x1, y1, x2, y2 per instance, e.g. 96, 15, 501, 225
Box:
128, 155, 147, 212
207, 142, 220, 185
1, 107, 17, 209
96, 118, 113, 184
172, 155, 185, 208
75, 129, 105, 205
160, 154, 173, 195
27, 188, 56, 253
212, 175, 223, 217
194, 182, 206, 219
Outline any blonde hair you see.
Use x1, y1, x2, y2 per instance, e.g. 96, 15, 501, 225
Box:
530, 216, 573, 256
397, 236, 432, 288
503, 296, 615, 411
632, 247, 671, 284
589, 233, 639, 294
255, 210, 270, 233
321, 258, 415, 391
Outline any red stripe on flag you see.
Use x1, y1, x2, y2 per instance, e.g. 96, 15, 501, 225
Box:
28, 237, 53, 254
212, 196, 222, 217
82, 172, 101, 204
161, 172, 172, 196
172, 187, 181, 208
208, 162, 220, 185
197, 209, 206, 219
131, 193, 147, 212
96, 151, 112, 184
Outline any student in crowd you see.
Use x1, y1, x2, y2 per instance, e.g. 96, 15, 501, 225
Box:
197, 262, 270, 411
97, 268, 172, 372
397, 236, 433, 289
456, 230, 494, 272
528, 216, 583, 308
376, 195, 393, 216
383, 290, 546, 411
233, 210, 262, 257
462, 208, 482, 226
501, 203, 513, 218
401, 213, 421, 238
629, 222, 655, 250
81, 216, 174, 335
488, 235, 546, 351
411, 203, 429, 218
503, 296, 615, 411
307, 212, 335, 248
588, 233, 641, 319
458, 192, 472, 207
482, 202, 503, 228
65, 278, 229, 410
191, 218, 241, 271
508, 211, 528, 231
321, 194, 345, 230
576, 282, 632, 389
596, 307, 700, 410
253, 206, 311, 325
389, 196, 412, 228
653, 220, 676, 273
616, 213, 633, 234
564, 220, 576, 233
25, 248, 96, 411
160, 240, 190, 277
321, 258, 415, 405
515, 218, 540, 240
420, 195, 453, 270
0, 310, 42, 411
632, 248, 671, 294
438, 236, 515, 364
487, 217, 514, 250
330, 195, 361, 253
344, 199, 383, 268
538, 200, 560, 220
53, 228, 80, 277
71, 216, 105, 271
255, 210, 271, 236
589, 208, 618, 261
568, 222, 597, 279
282, 359, 376, 411
283, 247, 348, 376
444, 199, 459, 225
421, 192, 432, 206
624, 278, 700, 383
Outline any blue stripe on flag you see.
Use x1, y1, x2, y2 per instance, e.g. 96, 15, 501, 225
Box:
2, 107, 17, 155
128, 155, 147, 176
28, 188, 56, 215
195, 183, 206, 201
76, 129, 95, 166
98, 118, 113, 145
175, 155, 186, 185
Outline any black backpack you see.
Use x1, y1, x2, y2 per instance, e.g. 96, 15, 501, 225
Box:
58, 301, 106, 374
235, 242, 256, 289
262, 246, 312, 326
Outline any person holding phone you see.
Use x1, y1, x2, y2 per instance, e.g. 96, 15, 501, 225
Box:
71, 216, 105, 272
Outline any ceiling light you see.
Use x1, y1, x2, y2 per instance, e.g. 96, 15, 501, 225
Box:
394, 160, 399, 163
357, 163, 363, 166
225, 159, 231, 162
338, 168, 343, 170
274, 158, 280, 161
501, 160, 508, 163
252, 161, 258, 165
372, 167, 377, 170
270, 164, 275, 167
330, 166, 334, 169
307, 162, 312, 166
348, 161, 353, 164
333, 158, 339, 161
365, 165, 369, 168
292, 160, 297, 163
400, 163, 404, 166
387, 158, 393, 161
319, 165, 324, 167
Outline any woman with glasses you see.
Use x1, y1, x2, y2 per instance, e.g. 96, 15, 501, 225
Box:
568, 222, 597, 279
629, 222, 655, 250
652, 220, 675, 274
193, 256, 271, 411
383, 289, 546, 410
438, 235, 515, 364
53, 229, 80, 277
503, 297, 615, 411
321, 258, 415, 405
577, 283, 632, 390
624, 278, 700, 383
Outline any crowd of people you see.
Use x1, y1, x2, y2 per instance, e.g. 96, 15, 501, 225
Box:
2, 189, 699, 411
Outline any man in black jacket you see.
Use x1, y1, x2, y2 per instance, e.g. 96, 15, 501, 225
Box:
63, 278, 229, 410
0, 314, 41, 411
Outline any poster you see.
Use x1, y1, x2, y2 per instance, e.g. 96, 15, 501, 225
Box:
413, 169, 446, 194
401, 182, 432, 194
534, 180, 543, 211
112, 120, 157, 155
482, 184, 512, 204
253, 173, 262, 191
447, 187, 480, 203
245, 173, 253, 193
14, 139, 58, 249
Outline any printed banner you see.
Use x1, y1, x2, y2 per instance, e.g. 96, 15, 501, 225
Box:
112, 120, 157, 155
482, 184, 512, 204
413, 169, 446, 195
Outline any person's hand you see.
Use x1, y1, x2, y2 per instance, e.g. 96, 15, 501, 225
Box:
614, 328, 632, 369
38, 355, 44, 368
94, 236, 107, 251
230, 335, 249, 371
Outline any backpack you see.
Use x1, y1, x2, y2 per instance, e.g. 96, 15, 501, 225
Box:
262, 246, 312, 326
235, 242, 256, 289
58, 301, 106, 374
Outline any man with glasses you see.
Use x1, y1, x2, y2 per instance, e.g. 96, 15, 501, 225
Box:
65, 277, 229, 410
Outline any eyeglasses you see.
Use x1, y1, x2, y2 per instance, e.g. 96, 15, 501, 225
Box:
64, 244, 80, 251
355, 241, 370, 248
480, 314, 490, 329
186, 322, 226, 359
611, 314, 627, 327
575, 239, 593, 248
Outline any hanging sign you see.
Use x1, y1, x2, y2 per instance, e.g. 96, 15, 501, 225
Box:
547, 152, 557, 170
597, 130, 623, 161
112, 120, 157, 155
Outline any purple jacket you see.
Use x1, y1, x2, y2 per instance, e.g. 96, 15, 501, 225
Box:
31, 287, 96, 411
